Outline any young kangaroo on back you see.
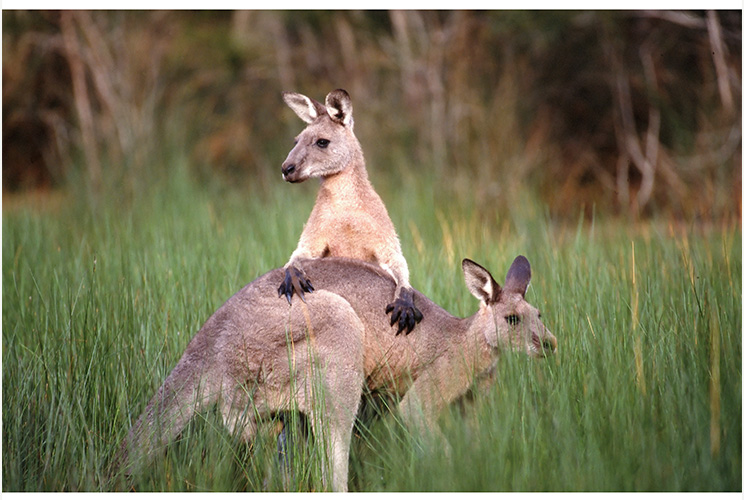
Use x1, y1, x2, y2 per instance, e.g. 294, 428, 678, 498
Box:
278, 88, 422, 335
110, 255, 556, 491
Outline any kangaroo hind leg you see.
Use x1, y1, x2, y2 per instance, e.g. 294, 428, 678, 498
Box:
219, 385, 259, 443
302, 292, 365, 492
306, 360, 363, 492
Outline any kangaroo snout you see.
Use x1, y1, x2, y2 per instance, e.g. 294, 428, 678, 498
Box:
543, 332, 557, 354
526, 330, 556, 358
281, 162, 301, 182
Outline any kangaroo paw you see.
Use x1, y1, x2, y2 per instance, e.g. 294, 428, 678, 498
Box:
278, 266, 315, 304
385, 288, 424, 335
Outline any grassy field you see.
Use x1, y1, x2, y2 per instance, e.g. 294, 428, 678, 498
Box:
2, 162, 741, 491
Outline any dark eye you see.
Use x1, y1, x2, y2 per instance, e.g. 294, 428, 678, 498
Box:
505, 314, 520, 326
316, 138, 330, 148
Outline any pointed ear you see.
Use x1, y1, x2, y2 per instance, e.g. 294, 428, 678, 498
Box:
283, 92, 326, 124
462, 259, 501, 305
504, 255, 531, 298
325, 89, 354, 128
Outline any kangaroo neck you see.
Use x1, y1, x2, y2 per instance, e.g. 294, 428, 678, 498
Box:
418, 303, 492, 362
318, 155, 372, 206
459, 310, 498, 371
408, 307, 496, 385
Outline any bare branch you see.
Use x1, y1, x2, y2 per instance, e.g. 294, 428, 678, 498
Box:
638, 10, 706, 29
74, 11, 131, 159
616, 153, 630, 211
264, 12, 295, 93
706, 10, 734, 112
609, 38, 663, 213
60, 11, 101, 192
637, 45, 660, 209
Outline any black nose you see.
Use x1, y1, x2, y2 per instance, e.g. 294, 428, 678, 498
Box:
542, 338, 557, 353
282, 164, 296, 177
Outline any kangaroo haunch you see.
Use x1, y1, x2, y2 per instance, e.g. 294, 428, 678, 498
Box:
111, 256, 557, 491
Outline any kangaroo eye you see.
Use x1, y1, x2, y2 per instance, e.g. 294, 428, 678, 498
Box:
316, 138, 330, 148
505, 314, 520, 326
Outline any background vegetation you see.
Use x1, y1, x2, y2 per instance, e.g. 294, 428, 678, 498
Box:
2, 10, 741, 218
2, 10, 742, 492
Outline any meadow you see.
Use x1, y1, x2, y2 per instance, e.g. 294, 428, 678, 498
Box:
2, 161, 741, 491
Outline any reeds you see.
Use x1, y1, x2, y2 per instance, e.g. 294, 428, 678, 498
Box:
2, 167, 741, 491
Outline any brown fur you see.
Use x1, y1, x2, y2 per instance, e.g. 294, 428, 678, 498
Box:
110, 256, 556, 491
279, 89, 421, 334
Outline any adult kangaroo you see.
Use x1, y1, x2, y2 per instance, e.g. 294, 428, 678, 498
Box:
279, 88, 421, 335
110, 256, 556, 491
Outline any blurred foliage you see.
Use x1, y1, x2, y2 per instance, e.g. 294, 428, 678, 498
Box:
2, 10, 741, 219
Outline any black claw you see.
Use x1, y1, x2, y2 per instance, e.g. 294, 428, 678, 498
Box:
398, 314, 408, 335
401, 312, 416, 335
389, 307, 399, 327
385, 288, 424, 335
278, 266, 314, 305
278, 277, 293, 304
413, 307, 424, 324
278, 269, 294, 304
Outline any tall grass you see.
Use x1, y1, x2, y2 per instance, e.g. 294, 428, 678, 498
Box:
2, 161, 741, 491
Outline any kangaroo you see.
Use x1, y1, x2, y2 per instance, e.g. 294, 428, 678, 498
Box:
109, 256, 556, 492
278, 88, 422, 335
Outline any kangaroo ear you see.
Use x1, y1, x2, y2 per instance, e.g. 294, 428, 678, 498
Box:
504, 255, 531, 298
283, 92, 326, 124
462, 259, 501, 305
325, 89, 354, 128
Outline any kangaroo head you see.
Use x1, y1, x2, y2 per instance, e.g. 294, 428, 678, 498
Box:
281, 89, 362, 183
462, 256, 557, 358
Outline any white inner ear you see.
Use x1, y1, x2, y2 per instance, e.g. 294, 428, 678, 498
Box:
326, 104, 352, 127
304, 97, 318, 122
284, 93, 319, 123
481, 278, 494, 302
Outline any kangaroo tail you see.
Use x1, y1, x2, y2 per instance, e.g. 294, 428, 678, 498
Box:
107, 349, 217, 487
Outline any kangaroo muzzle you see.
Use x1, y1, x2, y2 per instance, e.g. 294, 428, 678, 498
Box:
281, 162, 301, 182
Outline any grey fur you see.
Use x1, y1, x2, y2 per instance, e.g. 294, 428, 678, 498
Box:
110, 256, 556, 491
